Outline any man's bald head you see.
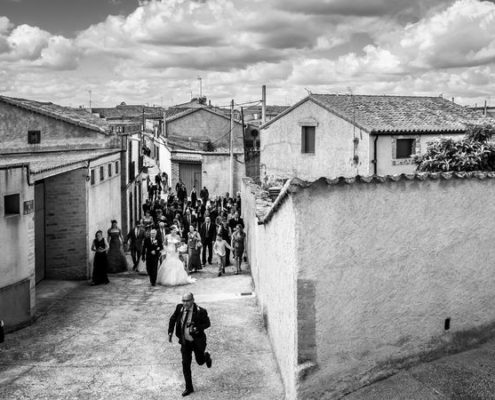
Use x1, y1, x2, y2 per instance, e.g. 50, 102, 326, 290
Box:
182, 292, 194, 302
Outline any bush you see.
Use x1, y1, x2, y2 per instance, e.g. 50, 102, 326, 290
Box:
414, 125, 495, 172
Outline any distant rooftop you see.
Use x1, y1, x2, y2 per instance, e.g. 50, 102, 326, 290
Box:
0, 96, 111, 134
92, 103, 164, 120
262, 94, 495, 134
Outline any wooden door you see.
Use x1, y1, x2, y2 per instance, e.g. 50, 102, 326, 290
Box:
179, 163, 202, 195
34, 181, 45, 284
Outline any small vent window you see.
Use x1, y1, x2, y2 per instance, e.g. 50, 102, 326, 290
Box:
28, 130, 41, 144
4, 194, 20, 216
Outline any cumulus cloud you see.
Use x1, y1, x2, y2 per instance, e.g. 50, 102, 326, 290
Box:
2, 0, 495, 108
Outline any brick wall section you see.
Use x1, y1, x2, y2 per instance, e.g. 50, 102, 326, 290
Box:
44, 168, 88, 279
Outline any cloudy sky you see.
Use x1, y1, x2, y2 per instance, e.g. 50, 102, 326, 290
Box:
1, 0, 495, 108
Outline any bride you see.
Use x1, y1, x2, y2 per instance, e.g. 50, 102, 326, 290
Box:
156, 225, 196, 286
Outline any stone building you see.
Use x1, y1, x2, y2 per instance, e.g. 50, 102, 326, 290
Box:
165, 105, 244, 196
0, 96, 124, 331
260, 94, 494, 182
242, 173, 495, 399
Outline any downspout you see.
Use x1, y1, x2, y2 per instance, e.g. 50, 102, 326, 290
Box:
373, 135, 378, 175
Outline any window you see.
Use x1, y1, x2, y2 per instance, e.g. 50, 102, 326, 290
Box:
301, 126, 315, 154
115, 161, 119, 174
396, 139, 416, 159
108, 163, 112, 177
100, 166, 104, 181
28, 130, 41, 144
4, 194, 20, 216
90, 169, 95, 185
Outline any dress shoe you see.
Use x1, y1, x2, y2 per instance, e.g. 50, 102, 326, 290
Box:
182, 388, 194, 397
205, 352, 212, 368
217, 272, 222, 277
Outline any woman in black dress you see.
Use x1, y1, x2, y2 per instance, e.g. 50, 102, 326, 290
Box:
107, 220, 129, 273
91, 230, 110, 285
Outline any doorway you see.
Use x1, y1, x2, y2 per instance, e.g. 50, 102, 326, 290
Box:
179, 163, 202, 195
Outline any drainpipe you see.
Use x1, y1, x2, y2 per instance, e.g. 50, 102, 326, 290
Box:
373, 135, 379, 175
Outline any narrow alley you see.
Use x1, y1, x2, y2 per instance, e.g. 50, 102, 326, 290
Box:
0, 264, 284, 400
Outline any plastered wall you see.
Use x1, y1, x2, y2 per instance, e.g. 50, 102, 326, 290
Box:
261, 100, 370, 181
241, 179, 298, 400
293, 177, 495, 398
0, 167, 35, 329
0, 102, 118, 153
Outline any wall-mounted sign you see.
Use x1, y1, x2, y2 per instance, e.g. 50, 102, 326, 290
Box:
23, 200, 34, 215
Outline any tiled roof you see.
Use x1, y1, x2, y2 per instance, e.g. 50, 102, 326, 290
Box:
0, 149, 120, 174
246, 172, 495, 225
93, 105, 164, 120
167, 136, 243, 153
0, 96, 111, 134
262, 94, 495, 134
244, 105, 290, 116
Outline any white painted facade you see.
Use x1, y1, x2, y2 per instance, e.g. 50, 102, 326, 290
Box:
261, 99, 467, 180
243, 175, 495, 399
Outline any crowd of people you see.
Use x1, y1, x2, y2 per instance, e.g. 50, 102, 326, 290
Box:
90, 180, 246, 287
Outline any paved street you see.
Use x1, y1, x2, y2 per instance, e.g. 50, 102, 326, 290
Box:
0, 262, 284, 400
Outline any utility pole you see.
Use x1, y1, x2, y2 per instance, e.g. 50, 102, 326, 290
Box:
198, 76, 202, 98
230, 99, 234, 196
88, 90, 92, 113
261, 85, 266, 125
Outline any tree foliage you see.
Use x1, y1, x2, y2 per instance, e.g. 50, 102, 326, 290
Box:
414, 125, 495, 172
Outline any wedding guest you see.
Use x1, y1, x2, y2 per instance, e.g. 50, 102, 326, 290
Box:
143, 210, 154, 231
126, 220, 145, 271
91, 230, 109, 285
231, 224, 246, 275
217, 218, 231, 266
107, 220, 129, 273
190, 187, 198, 208
213, 234, 232, 277
187, 225, 202, 272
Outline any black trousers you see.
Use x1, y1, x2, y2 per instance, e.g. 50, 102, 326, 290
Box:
181, 339, 207, 390
146, 256, 159, 284
202, 240, 213, 264
130, 246, 141, 267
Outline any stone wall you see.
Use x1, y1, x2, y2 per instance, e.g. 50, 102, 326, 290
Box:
0, 166, 35, 329
261, 99, 370, 181
241, 178, 298, 400
292, 175, 495, 398
167, 108, 244, 150
44, 168, 88, 279
0, 102, 118, 153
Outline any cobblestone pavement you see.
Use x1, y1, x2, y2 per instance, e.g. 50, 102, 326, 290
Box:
0, 260, 285, 400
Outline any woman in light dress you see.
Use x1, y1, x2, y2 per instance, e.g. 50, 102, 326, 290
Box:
156, 225, 196, 286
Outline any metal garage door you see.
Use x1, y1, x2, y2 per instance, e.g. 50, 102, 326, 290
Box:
179, 163, 202, 195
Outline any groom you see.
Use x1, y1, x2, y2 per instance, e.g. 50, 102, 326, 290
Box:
168, 292, 212, 396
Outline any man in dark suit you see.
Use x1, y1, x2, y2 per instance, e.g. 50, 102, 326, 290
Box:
141, 229, 163, 286
168, 292, 212, 397
190, 187, 197, 208
199, 216, 215, 265
126, 220, 145, 270
228, 211, 245, 232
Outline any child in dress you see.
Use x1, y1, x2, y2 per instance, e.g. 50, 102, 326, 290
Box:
213, 234, 232, 277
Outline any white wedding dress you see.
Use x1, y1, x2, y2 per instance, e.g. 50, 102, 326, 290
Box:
156, 235, 196, 286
